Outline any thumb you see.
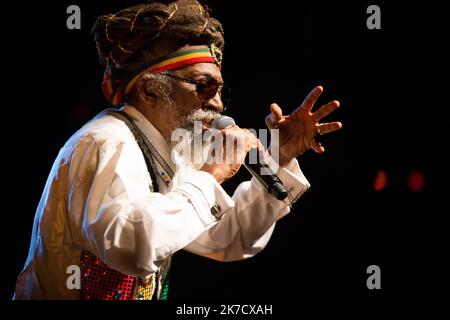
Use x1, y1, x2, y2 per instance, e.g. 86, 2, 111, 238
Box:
270, 103, 283, 121
265, 103, 283, 128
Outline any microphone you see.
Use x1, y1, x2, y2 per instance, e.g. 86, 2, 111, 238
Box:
211, 116, 288, 200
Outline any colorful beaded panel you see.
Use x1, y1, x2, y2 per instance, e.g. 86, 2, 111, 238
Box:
80, 250, 154, 300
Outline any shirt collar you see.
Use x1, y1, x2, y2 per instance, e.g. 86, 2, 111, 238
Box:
120, 105, 176, 175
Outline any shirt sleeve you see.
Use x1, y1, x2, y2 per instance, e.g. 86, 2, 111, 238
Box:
183, 157, 311, 261
67, 135, 233, 279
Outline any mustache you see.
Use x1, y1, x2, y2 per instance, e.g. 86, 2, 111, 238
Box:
180, 108, 221, 130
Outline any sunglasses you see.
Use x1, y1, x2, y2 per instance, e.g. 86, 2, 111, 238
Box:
159, 72, 231, 111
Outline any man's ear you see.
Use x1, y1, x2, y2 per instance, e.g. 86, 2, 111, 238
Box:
136, 76, 157, 106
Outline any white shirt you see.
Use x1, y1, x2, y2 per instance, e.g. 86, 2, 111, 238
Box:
14, 105, 310, 299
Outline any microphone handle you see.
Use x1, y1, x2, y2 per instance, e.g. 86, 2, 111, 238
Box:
243, 162, 288, 201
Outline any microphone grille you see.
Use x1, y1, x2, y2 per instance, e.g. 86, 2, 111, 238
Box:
211, 115, 235, 129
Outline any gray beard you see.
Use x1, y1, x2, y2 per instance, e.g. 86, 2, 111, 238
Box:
168, 108, 221, 169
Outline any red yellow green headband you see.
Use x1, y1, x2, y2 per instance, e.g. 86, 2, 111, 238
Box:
102, 45, 222, 106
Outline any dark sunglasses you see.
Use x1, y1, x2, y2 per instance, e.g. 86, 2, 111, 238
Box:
159, 72, 231, 111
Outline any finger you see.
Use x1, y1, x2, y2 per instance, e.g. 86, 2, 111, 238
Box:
312, 100, 340, 122
317, 122, 343, 135
245, 136, 265, 165
265, 103, 283, 128
265, 114, 275, 128
293, 86, 324, 115
256, 140, 266, 153
221, 125, 240, 135
244, 130, 261, 151
311, 139, 325, 154
270, 103, 283, 121
238, 133, 259, 163
227, 129, 254, 150
241, 129, 254, 149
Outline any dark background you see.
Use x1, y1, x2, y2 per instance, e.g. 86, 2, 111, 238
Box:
4, 0, 449, 301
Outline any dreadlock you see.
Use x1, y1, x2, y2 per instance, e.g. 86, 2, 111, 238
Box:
91, 0, 224, 104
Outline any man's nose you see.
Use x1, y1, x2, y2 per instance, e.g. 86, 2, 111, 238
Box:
206, 92, 224, 113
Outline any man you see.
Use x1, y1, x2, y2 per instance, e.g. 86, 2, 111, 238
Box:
14, 0, 342, 300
